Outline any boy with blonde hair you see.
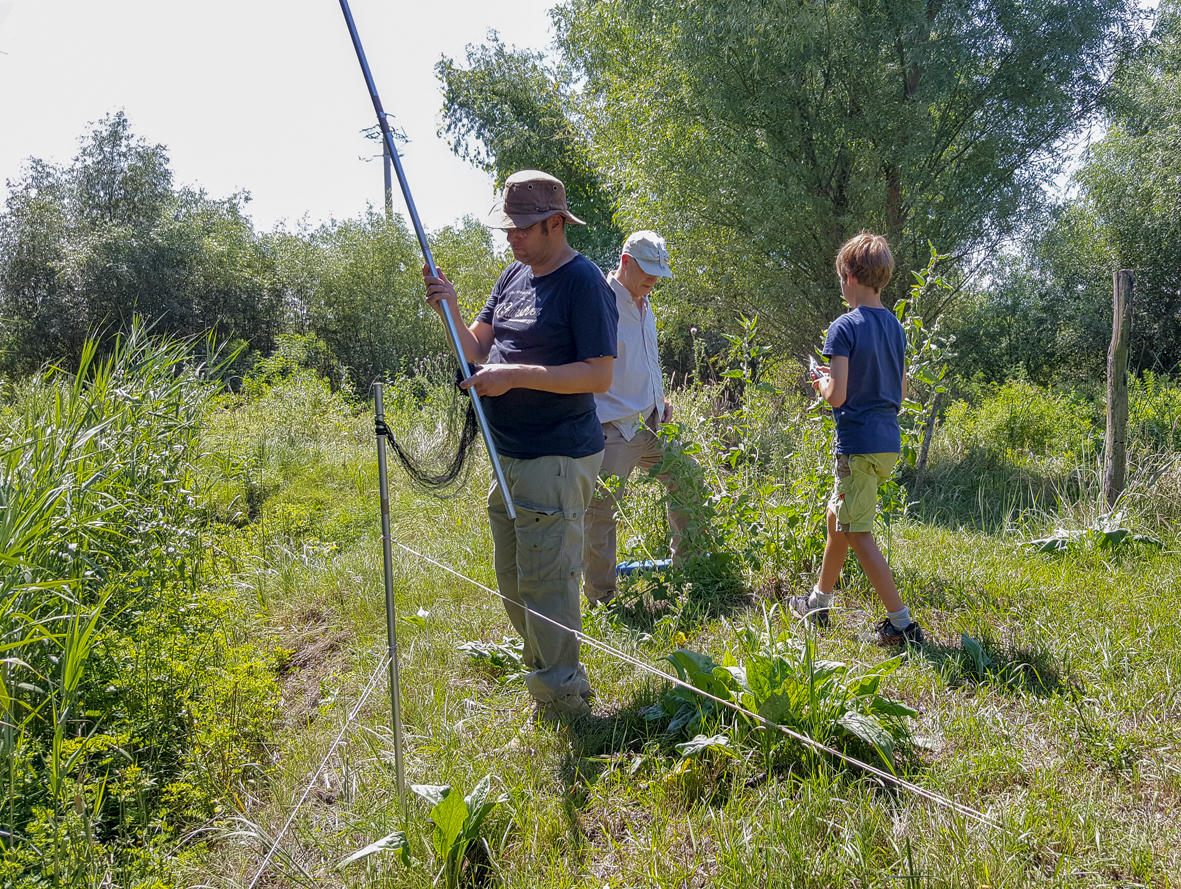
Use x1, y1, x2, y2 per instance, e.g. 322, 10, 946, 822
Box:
791, 232, 925, 645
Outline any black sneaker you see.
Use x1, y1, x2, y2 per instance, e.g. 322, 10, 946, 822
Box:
871, 617, 925, 646
789, 594, 830, 628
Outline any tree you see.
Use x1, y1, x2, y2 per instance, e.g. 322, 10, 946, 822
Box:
272, 211, 455, 389
0, 113, 285, 374
572, 0, 1142, 346
439, 0, 1141, 356
1074, 0, 1181, 373
950, 1, 1181, 384
437, 33, 623, 268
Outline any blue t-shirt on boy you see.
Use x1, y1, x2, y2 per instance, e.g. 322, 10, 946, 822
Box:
475, 255, 618, 460
822, 306, 906, 455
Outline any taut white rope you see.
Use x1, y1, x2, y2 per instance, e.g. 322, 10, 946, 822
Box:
247, 650, 391, 889
389, 537, 1000, 828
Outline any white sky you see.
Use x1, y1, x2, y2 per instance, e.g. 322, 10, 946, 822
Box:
0, 0, 557, 233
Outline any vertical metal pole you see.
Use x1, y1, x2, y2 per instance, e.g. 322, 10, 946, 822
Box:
383, 141, 393, 220
337, 0, 515, 519
373, 383, 407, 817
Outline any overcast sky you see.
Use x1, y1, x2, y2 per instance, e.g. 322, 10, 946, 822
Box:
0, 0, 556, 232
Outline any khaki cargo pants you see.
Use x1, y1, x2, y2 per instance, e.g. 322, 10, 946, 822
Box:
487, 451, 602, 703
584, 414, 688, 604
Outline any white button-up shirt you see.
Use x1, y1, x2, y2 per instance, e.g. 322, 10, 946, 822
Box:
595, 275, 666, 440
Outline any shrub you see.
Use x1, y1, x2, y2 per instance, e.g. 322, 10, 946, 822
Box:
646, 607, 916, 772
1128, 371, 1181, 454
940, 380, 1094, 463
0, 324, 277, 882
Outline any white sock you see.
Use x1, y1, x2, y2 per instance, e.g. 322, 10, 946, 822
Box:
887, 606, 911, 631
807, 585, 833, 609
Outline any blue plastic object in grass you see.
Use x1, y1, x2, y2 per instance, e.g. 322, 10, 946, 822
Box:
617, 559, 673, 576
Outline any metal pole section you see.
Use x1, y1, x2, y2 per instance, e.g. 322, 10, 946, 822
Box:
337, 0, 515, 519
373, 383, 407, 818
383, 140, 393, 220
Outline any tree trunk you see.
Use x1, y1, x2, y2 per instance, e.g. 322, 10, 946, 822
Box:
913, 391, 942, 496
1103, 270, 1133, 508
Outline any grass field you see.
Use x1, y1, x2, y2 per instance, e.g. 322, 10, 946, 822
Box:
180, 362, 1181, 888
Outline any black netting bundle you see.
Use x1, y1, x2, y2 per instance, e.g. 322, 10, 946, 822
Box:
376, 363, 480, 493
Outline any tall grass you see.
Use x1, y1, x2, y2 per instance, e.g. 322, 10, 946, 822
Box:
0, 324, 277, 884
914, 376, 1181, 533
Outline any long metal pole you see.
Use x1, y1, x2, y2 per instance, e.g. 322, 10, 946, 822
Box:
383, 141, 393, 220
373, 383, 407, 817
337, 0, 515, 520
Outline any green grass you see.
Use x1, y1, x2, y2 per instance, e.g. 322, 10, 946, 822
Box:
0, 325, 281, 886
180, 369, 1181, 888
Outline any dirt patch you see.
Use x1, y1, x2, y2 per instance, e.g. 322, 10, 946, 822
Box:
275, 607, 350, 730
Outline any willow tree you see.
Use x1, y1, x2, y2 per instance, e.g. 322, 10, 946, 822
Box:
437, 34, 623, 268
571, 0, 1141, 343
441, 0, 1140, 353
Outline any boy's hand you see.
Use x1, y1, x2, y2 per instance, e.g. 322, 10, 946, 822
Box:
816, 356, 847, 407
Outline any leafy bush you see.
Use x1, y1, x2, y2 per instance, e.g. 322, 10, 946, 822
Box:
1128, 371, 1181, 454
0, 324, 277, 883
940, 381, 1094, 463
610, 317, 833, 614
645, 607, 917, 772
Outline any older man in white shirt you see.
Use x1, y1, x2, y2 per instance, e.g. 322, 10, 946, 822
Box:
583, 231, 688, 606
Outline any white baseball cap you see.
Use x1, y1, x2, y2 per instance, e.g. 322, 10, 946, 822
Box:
622, 230, 674, 278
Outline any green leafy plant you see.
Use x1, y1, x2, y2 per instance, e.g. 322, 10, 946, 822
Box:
1023, 511, 1163, 553
718, 314, 778, 402
645, 607, 917, 771
0, 323, 279, 881
624, 315, 832, 604
960, 634, 993, 680
411, 775, 507, 888
338, 828, 411, 869
457, 638, 526, 683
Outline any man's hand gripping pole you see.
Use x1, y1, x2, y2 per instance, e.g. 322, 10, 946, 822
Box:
337, 0, 515, 519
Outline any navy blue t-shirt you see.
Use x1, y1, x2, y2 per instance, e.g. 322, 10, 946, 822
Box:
475, 255, 618, 459
822, 306, 906, 455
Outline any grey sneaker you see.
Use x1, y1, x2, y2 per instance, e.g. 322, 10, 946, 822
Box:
789, 594, 830, 628
871, 617, 926, 646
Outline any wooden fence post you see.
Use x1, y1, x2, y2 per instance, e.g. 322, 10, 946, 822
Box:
1103, 270, 1133, 508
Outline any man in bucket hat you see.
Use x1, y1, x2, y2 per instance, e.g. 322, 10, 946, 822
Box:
584, 231, 690, 607
423, 170, 617, 722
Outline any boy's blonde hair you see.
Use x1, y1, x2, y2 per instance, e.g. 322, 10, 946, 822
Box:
835, 231, 894, 293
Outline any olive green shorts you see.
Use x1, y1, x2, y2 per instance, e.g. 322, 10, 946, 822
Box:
826, 453, 899, 533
